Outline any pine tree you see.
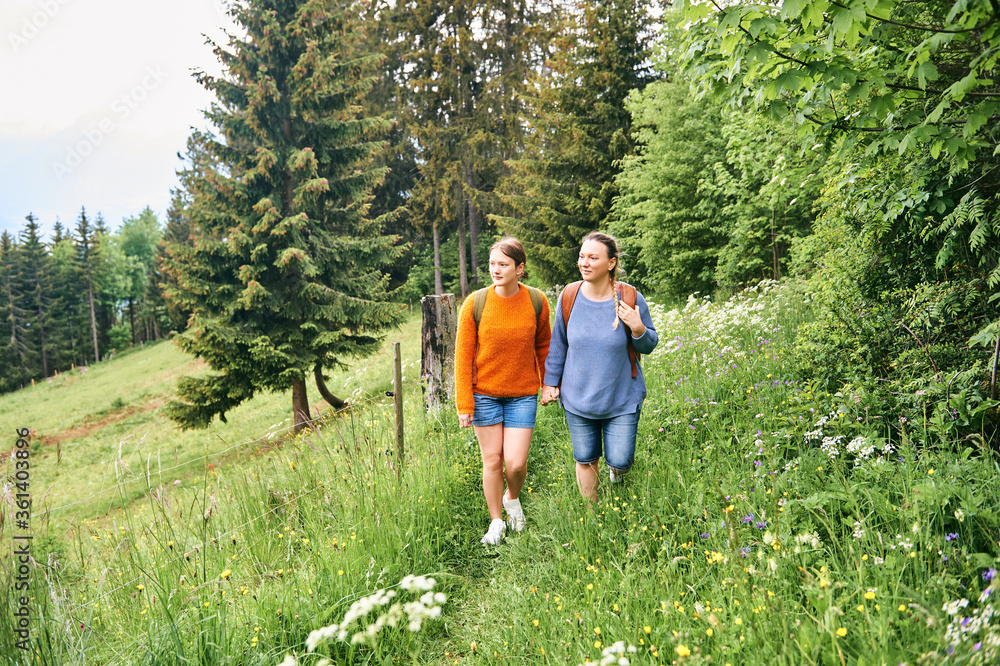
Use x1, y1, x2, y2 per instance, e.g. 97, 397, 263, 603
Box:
399, 0, 548, 296
496, 0, 654, 284
75, 207, 102, 364
0, 231, 29, 392
49, 223, 87, 371
163, 0, 405, 431
17, 214, 54, 377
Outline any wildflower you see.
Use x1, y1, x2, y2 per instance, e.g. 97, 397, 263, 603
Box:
864, 589, 876, 600
675, 645, 691, 657
836, 627, 847, 637
220, 569, 232, 580
983, 568, 996, 582
898, 604, 907, 612
942, 599, 969, 615
643, 626, 651, 634
946, 533, 959, 542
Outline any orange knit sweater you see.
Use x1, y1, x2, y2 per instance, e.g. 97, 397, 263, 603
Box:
455, 285, 551, 415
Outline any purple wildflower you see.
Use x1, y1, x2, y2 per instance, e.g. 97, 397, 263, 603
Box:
946, 533, 959, 542
984, 568, 997, 582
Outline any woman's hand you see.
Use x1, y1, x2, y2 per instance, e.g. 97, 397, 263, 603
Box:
617, 301, 646, 337
459, 413, 473, 428
540, 385, 560, 406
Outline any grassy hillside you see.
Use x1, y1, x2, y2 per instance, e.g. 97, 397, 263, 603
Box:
3, 286, 1000, 665
3, 318, 422, 530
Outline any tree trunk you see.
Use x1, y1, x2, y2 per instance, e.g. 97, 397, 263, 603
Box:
128, 297, 136, 345
465, 163, 480, 284
36, 292, 47, 376
457, 183, 469, 298
420, 293, 457, 412
292, 378, 311, 432
314, 366, 347, 409
86, 275, 99, 363
433, 220, 444, 295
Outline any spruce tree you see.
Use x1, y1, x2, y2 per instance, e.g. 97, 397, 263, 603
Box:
496, 0, 653, 284
163, 0, 404, 431
75, 207, 102, 364
399, 0, 547, 295
0, 231, 29, 392
49, 223, 87, 371
17, 214, 53, 377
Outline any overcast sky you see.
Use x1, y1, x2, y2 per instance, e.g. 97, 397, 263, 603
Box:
0, 0, 238, 239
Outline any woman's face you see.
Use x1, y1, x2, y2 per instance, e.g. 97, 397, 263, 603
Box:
578, 239, 615, 284
489, 248, 523, 288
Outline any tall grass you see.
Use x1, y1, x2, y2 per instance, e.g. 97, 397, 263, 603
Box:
4, 283, 999, 664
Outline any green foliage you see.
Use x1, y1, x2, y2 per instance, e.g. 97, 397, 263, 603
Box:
496, 0, 655, 285
791, 156, 999, 435
5, 286, 1000, 664
679, 0, 1000, 173
610, 75, 728, 297
679, 0, 1000, 436
163, 0, 405, 430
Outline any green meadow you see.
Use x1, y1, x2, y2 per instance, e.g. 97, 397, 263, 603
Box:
3, 283, 999, 665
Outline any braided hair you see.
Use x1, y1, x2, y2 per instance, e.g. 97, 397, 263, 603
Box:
580, 231, 624, 329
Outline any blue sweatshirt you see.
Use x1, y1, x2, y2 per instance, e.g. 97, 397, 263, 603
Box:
544, 288, 658, 419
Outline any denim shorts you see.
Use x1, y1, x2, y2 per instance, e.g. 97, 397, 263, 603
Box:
472, 393, 538, 428
564, 409, 641, 471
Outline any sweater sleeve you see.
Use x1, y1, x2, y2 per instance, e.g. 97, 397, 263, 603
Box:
631, 292, 659, 355
535, 295, 552, 381
454, 297, 477, 415
543, 292, 566, 387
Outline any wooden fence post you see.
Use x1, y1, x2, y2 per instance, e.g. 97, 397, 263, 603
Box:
393, 341, 404, 482
420, 294, 457, 413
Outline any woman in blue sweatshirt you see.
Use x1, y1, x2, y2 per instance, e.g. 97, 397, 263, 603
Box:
541, 231, 658, 502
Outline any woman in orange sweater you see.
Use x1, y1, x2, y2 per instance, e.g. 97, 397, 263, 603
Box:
455, 237, 551, 545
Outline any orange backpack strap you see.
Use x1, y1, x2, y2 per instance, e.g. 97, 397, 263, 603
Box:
619, 282, 639, 379
561, 281, 583, 329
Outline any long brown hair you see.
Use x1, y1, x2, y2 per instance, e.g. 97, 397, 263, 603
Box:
581, 231, 624, 329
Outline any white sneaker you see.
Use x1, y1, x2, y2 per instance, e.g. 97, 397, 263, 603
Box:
480, 518, 506, 545
503, 492, 525, 532
609, 468, 622, 484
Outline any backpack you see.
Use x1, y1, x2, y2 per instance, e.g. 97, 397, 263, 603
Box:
560, 281, 639, 378
470, 284, 546, 385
